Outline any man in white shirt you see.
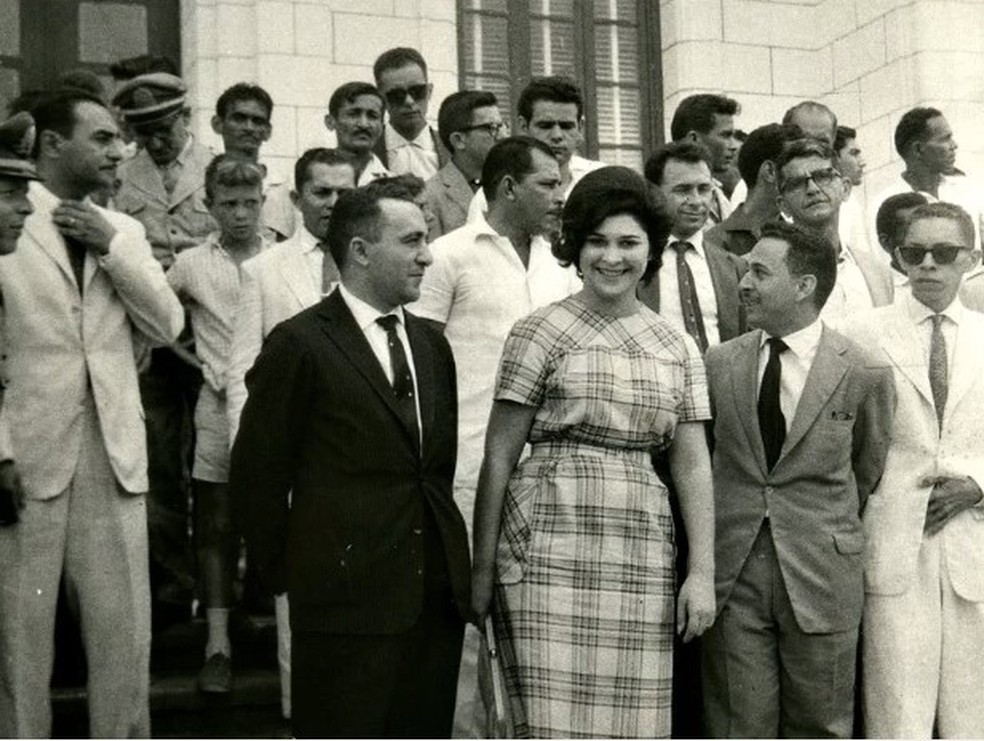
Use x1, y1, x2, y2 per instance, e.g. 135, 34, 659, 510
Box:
868, 108, 984, 250
834, 124, 876, 260
776, 138, 893, 329
409, 136, 579, 737
843, 202, 984, 737
640, 141, 747, 352
670, 93, 741, 225
372, 47, 449, 180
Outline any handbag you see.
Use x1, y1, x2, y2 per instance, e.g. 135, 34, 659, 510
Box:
481, 615, 514, 738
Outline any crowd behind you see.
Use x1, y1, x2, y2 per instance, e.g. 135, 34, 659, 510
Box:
0, 43, 982, 739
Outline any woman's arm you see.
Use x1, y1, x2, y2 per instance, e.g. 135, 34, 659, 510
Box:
471, 400, 537, 623
669, 420, 716, 643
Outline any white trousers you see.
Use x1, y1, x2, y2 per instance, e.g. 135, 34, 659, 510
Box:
863, 532, 984, 738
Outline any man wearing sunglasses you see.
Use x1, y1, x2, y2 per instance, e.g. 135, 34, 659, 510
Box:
843, 202, 984, 737
422, 90, 505, 241
373, 47, 450, 181
776, 138, 893, 329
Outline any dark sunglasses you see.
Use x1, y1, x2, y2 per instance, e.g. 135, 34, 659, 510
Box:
897, 245, 969, 266
779, 167, 841, 194
383, 84, 429, 107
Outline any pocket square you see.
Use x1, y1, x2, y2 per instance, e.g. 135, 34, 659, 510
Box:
830, 411, 854, 421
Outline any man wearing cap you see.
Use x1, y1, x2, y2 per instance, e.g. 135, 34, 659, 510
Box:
113, 72, 215, 622
0, 112, 39, 528
0, 89, 183, 737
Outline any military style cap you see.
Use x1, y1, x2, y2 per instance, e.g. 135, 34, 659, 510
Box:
0, 112, 39, 181
113, 72, 187, 130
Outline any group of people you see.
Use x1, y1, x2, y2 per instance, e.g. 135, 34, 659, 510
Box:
0, 42, 982, 741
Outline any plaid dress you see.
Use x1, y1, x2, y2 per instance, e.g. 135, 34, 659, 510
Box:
492, 295, 710, 738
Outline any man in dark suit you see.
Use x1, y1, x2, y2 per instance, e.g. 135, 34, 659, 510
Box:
231, 181, 471, 738
701, 220, 895, 737
640, 141, 747, 351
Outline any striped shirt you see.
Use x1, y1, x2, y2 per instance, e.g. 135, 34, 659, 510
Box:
167, 234, 270, 392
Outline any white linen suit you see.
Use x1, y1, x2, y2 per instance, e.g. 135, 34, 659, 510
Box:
844, 296, 984, 738
0, 182, 183, 738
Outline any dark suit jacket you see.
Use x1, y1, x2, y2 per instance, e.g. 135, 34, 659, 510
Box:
705, 327, 895, 633
373, 125, 451, 173
231, 290, 471, 634
637, 238, 748, 344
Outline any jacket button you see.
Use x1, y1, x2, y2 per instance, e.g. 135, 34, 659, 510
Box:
765, 486, 774, 496
413, 528, 422, 536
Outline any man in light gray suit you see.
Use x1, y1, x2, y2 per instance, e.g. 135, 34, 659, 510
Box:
701, 220, 895, 737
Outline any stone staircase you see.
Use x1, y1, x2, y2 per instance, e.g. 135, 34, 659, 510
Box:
50, 602, 289, 738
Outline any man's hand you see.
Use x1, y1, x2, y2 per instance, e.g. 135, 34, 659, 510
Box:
921, 475, 983, 536
53, 200, 117, 256
0, 460, 24, 526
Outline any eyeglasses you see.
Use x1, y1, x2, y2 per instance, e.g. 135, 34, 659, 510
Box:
458, 121, 506, 138
382, 84, 429, 108
779, 167, 841, 194
897, 245, 969, 266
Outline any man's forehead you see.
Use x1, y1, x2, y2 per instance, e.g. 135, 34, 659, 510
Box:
527, 149, 561, 177
340, 95, 383, 114
905, 217, 967, 245
781, 155, 831, 176
380, 197, 426, 229
708, 113, 734, 133
308, 162, 356, 187
75, 100, 119, 134
926, 116, 951, 137
378, 63, 427, 88
227, 99, 270, 120
529, 100, 579, 122
749, 237, 789, 265
662, 157, 711, 185
470, 105, 502, 123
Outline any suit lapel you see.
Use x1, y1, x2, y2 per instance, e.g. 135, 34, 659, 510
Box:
405, 315, 435, 456
706, 244, 741, 341
946, 311, 981, 419
24, 217, 76, 288
127, 152, 168, 204
881, 306, 934, 408
169, 145, 205, 208
443, 163, 473, 218
280, 237, 319, 309
318, 292, 419, 451
731, 330, 768, 472
781, 328, 848, 459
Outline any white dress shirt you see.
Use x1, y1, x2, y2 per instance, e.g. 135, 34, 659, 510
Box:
821, 243, 876, 331
292, 224, 335, 296
337, 282, 422, 443
906, 290, 959, 371
384, 122, 439, 180
757, 318, 824, 432
658, 229, 722, 347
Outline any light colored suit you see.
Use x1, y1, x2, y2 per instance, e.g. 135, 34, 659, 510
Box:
422, 161, 474, 242
843, 297, 984, 737
227, 228, 324, 444
0, 182, 183, 738
701, 326, 895, 737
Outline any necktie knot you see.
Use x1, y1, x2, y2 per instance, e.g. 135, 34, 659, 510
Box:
767, 336, 788, 357
376, 314, 399, 333
932, 313, 945, 329
671, 240, 691, 257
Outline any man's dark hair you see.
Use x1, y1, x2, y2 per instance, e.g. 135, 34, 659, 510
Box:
481, 136, 556, 203
894, 107, 944, 158
294, 147, 357, 192
517, 76, 583, 121
204, 153, 264, 202
905, 201, 976, 249
56, 69, 107, 102
876, 192, 929, 246
760, 220, 838, 310
327, 178, 420, 269
644, 141, 712, 186
738, 123, 800, 189
670, 94, 740, 141
31, 89, 107, 158
328, 82, 384, 118
365, 173, 426, 201
437, 90, 498, 151
108, 54, 178, 81
834, 125, 856, 155
373, 47, 428, 82
775, 138, 835, 182
7, 89, 47, 116
216, 83, 273, 120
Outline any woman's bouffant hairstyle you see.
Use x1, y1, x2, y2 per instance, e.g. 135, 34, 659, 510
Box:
552, 166, 671, 284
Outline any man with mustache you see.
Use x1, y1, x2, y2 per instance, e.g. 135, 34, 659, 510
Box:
775, 138, 893, 330
325, 81, 391, 187
410, 136, 580, 737
373, 47, 449, 180
113, 72, 217, 626
702, 220, 894, 737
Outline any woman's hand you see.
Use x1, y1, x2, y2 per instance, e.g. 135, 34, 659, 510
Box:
676, 571, 716, 643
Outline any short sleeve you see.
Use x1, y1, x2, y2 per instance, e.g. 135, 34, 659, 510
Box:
409, 241, 456, 323
677, 333, 712, 422
494, 314, 556, 408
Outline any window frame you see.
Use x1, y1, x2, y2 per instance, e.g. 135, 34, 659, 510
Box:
456, 0, 664, 165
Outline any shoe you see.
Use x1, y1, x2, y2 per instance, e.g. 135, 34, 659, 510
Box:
198, 652, 232, 694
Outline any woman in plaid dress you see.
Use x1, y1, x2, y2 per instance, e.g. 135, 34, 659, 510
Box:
472, 167, 716, 738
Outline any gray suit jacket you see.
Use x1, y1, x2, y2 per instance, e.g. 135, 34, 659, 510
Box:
421, 161, 474, 242
705, 327, 895, 633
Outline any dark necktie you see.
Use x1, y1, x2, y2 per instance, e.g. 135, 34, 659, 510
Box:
671, 241, 709, 353
64, 234, 87, 295
758, 337, 788, 470
929, 314, 948, 432
376, 315, 419, 451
